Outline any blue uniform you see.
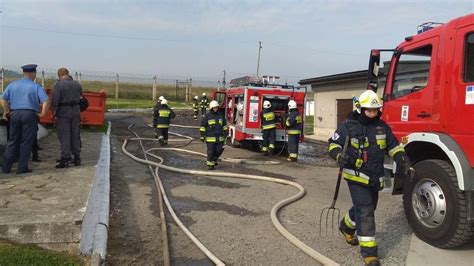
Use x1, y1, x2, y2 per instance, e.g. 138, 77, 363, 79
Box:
2, 77, 48, 174
2, 78, 48, 112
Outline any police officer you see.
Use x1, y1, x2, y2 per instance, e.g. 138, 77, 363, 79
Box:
192, 95, 199, 120
286, 100, 302, 161
153, 99, 175, 146
261, 100, 276, 155
328, 90, 409, 266
200, 92, 208, 117
51, 68, 83, 168
1, 64, 49, 174
200, 100, 227, 170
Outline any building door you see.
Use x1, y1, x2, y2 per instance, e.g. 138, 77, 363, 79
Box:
337, 99, 353, 125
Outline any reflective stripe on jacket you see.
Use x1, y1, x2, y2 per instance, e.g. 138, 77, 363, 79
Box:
286, 109, 302, 135
261, 108, 276, 130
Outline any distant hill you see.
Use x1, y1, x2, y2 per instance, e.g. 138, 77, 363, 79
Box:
2, 69, 21, 78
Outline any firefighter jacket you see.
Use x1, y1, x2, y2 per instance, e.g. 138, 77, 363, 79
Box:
201, 96, 209, 109
192, 99, 199, 111
328, 110, 405, 188
285, 109, 302, 135
200, 110, 228, 142
153, 104, 176, 128
261, 108, 276, 130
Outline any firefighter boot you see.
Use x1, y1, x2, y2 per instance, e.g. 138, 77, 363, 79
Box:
363, 257, 380, 266
154, 133, 159, 139
74, 155, 81, 166
158, 136, 165, 146
339, 228, 359, 246
208, 165, 215, 170
55, 158, 70, 169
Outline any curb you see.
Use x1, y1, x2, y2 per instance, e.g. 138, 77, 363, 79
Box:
80, 121, 111, 265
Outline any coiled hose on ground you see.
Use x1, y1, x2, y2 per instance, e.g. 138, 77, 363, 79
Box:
122, 123, 339, 266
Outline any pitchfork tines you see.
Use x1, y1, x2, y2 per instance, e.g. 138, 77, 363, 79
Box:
319, 166, 343, 236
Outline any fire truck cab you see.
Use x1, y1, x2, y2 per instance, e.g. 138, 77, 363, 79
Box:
211, 76, 306, 148
368, 14, 474, 249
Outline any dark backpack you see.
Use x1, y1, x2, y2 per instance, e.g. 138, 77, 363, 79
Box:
79, 96, 89, 112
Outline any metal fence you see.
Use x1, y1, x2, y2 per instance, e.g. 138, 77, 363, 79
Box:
0, 67, 223, 102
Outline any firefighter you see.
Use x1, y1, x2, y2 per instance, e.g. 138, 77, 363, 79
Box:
260, 100, 276, 155
153, 99, 175, 146
328, 90, 410, 266
285, 100, 302, 161
200, 92, 209, 117
200, 100, 227, 170
192, 95, 199, 120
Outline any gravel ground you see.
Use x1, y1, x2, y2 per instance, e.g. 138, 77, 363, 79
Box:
106, 110, 412, 265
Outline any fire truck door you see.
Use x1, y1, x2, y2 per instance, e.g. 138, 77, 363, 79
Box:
383, 37, 438, 136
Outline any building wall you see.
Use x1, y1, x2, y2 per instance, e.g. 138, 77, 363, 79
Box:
311, 79, 372, 141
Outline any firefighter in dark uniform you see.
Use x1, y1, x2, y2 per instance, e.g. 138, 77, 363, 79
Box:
200, 92, 209, 117
192, 95, 199, 120
153, 99, 175, 146
200, 100, 227, 170
286, 100, 302, 161
51, 68, 83, 168
328, 90, 410, 266
260, 100, 276, 155
2, 64, 49, 174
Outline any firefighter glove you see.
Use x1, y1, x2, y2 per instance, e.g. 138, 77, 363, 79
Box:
394, 152, 410, 177
337, 153, 350, 168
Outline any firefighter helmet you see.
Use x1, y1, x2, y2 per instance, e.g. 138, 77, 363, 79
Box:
209, 100, 219, 109
159, 96, 165, 101
263, 100, 271, 109
202, 92, 206, 96
359, 90, 382, 109
161, 99, 168, 105
194, 95, 198, 100
288, 100, 297, 109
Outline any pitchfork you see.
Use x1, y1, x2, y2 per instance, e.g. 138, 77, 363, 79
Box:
319, 135, 349, 235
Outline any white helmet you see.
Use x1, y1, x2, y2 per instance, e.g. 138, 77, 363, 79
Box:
359, 90, 382, 109
159, 96, 165, 101
263, 100, 271, 109
194, 95, 198, 100
209, 100, 219, 109
288, 100, 297, 109
161, 99, 168, 105
202, 92, 206, 96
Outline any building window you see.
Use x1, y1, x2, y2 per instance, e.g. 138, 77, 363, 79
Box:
392, 45, 432, 99
464, 33, 474, 82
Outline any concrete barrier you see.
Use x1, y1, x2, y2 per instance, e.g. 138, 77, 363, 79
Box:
79, 121, 111, 264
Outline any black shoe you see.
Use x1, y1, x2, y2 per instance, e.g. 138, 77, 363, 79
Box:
16, 169, 32, 174
32, 157, 42, 162
74, 156, 81, 166
56, 159, 70, 168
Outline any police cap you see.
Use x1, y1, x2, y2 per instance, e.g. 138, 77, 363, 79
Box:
21, 64, 38, 73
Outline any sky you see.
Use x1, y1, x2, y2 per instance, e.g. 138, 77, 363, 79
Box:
0, 0, 472, 84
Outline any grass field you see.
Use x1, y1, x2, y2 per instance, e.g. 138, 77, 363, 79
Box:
105, 98, 190, 110
0, 241, 84, 265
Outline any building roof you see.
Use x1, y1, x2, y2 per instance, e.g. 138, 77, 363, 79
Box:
299, 70, 367, 86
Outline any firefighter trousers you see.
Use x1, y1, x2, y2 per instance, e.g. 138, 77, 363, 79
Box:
287, 134, 299, 160
201, 107, 207, 116
339, 181, 379, 258
193, 109, 199, 119
261, 128, 276, 152
155, 128, 169, 143
206, 141, 224, 166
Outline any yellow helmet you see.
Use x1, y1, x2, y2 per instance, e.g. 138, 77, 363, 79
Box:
359, 90, 382, 109
209, 100, 219, 109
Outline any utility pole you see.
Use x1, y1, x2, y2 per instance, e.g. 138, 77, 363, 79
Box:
223, 70, 226, 89
256, 41, 262, 77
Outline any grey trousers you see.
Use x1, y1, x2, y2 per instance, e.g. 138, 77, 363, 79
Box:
56, 115, 81, 159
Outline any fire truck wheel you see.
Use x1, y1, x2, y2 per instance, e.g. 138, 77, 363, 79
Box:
403, 159, 474, 248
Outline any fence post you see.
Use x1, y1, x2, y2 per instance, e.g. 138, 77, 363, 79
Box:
78, 72, 82, 84
152, 76, 157, 101
115, 74, 119, 99
75, 72, 79, 80
41, 70, 45, 88
189, 78, 192, 98
185, 79, 189, 102
175, 80, 178, 101
1, 68, 4, 93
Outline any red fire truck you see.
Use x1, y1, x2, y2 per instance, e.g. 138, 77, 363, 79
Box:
211, 76, 307, 148
368, 14, 474, 248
